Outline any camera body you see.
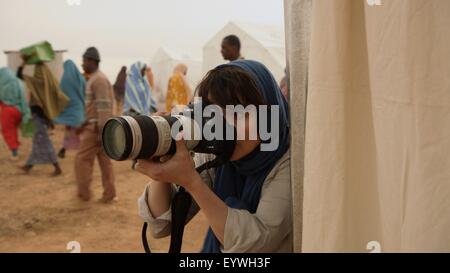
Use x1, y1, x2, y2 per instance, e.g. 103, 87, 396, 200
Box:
101, 103, 236, 162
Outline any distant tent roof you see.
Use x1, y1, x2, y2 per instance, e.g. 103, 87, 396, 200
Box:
152, 46, 202, 63
203, 21, 286, 82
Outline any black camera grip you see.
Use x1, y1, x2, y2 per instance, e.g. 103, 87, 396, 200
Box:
168, 187, 192, 253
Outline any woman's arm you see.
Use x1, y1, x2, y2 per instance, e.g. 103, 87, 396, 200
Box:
136, 136, 228, 245
17, 66, 24, 80
186, 175, 228, 244
17, 54, 31, 79
136, 137, 291, 251
223, 153, 291, 252
147, 180, 172, 218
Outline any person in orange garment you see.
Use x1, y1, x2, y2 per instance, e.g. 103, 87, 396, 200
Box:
165, 63, 192, 112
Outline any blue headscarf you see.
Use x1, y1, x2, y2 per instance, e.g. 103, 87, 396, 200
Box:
0, 67, 31, 123
53, 60, 86, 127
201, 60, 290, 253
124, 61, 157, 115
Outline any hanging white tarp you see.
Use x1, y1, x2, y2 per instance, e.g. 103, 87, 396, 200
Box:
286, 0, 450, 252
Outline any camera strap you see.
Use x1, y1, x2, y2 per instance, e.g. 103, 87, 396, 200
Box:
142, 156, 226, 253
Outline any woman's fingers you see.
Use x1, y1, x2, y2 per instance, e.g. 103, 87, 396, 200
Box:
134, 132, 195, 185
174, 132, 188, 154
151, 111, 169, 116
135, 159, 160, 177
159, 155, 172, 163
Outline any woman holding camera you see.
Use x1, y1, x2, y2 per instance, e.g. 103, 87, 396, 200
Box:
136, 60, 291, 253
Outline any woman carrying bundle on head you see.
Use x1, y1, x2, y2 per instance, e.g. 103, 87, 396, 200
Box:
17, 56, 69, 176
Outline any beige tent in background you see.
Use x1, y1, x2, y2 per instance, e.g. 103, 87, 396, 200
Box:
285, 0, 450, 252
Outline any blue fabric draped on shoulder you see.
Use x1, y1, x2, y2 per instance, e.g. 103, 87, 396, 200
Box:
201, 60, 290, 253
53, 60, 86, 127
124, 61, 157, 115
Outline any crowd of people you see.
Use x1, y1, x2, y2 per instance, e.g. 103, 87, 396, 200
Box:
0, 34, 292, 252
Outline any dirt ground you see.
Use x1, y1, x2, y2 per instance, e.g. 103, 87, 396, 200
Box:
0, 125, 207, 253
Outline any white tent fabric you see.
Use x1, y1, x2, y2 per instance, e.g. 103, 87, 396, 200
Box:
286, 0, 450, 252
202, 21, 286, 83
150, 47, 202, 111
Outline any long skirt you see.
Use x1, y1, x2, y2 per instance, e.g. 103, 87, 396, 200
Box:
26, 115, 57, 165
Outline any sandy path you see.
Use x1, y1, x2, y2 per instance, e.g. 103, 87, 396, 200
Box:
0, 126, 207, 253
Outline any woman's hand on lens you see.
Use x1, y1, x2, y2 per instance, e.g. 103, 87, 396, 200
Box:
152, 111, 170, 116
135, 134, 201, 191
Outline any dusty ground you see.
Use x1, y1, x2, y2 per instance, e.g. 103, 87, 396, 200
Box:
0, 125, 207, 253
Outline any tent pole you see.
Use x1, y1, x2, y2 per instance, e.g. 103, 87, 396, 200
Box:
284, 0, 312, 253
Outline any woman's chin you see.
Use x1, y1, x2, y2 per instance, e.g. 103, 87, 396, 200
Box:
229, 140, 261, 162
229, 155, 240, 162
229, 148, 245, 161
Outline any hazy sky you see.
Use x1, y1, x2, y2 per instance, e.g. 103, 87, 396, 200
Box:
0, 0, 285, 79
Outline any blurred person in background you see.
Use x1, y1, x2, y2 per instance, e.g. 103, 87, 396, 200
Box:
75, 47, 116, 203
0, 67, 31, 161
165, 63, 192, 112
113, 66, 127, 116
17, 57, 68, 176
221, 35, 244, 62
124, 61, 157, 116
53, 60, 86, 159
